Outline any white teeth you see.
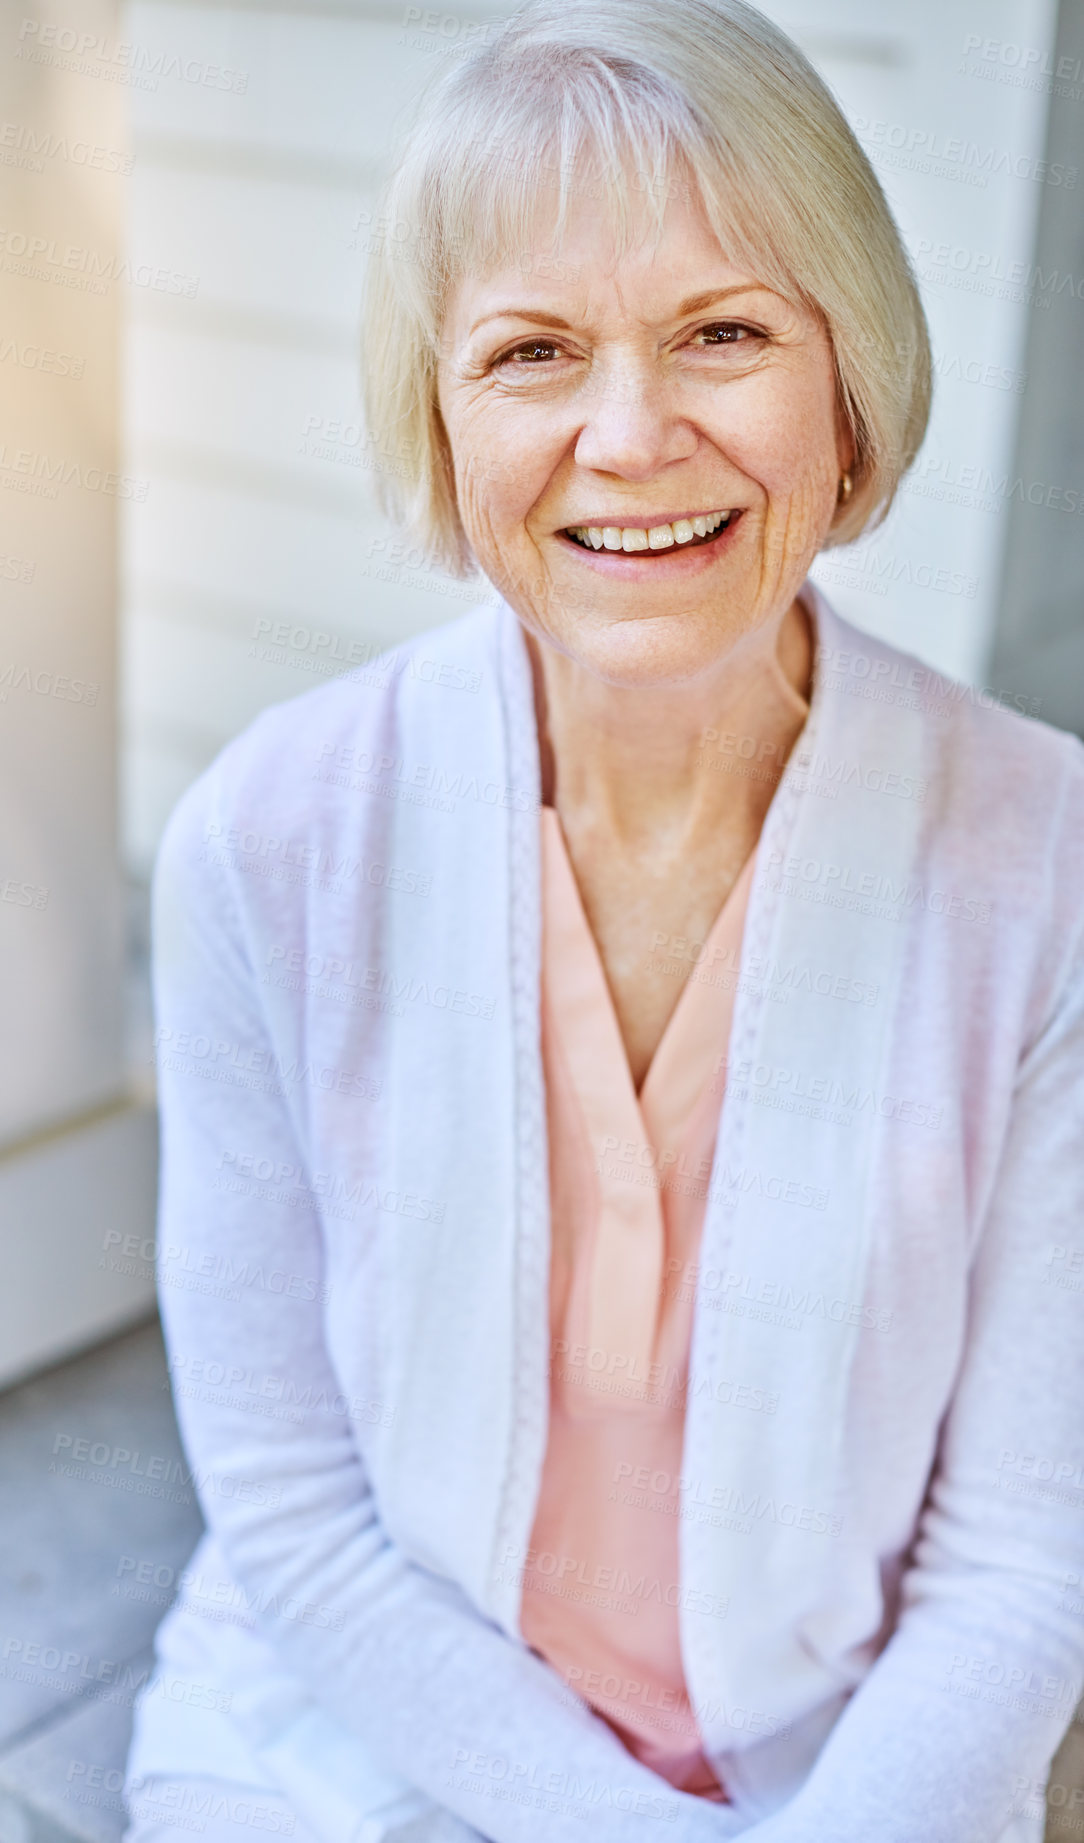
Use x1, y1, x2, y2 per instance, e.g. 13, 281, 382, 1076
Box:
566, 511, 733, 549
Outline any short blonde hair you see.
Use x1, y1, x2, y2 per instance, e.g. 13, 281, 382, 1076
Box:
362, 0, 932, 578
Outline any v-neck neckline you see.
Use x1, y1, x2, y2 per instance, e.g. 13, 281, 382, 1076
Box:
540, 806, 758, 1378
540, 805, 757, 1116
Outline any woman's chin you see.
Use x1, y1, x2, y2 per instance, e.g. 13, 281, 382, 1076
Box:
541, 608, 755, 691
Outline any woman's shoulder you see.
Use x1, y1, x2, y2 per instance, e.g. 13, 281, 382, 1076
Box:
813, 590, 1084, 822
812, 579, 1084, 887
812, 594, 1084, 1012
158, 596, 506, 862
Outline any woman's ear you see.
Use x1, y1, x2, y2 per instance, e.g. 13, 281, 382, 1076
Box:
835, 399, 857, 477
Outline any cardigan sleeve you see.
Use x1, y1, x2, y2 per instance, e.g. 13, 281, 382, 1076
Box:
150, 767, 743, 1843
735, 829, 1084, 1841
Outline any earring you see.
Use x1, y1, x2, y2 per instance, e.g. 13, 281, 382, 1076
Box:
838, 469, 853, 505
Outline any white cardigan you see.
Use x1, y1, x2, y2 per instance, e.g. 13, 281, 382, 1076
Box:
126, 584, 1084, 1843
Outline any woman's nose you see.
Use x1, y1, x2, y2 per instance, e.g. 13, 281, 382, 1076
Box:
572, 366, 699, 480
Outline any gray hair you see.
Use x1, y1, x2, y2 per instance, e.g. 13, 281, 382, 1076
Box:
362, 0, 932, 577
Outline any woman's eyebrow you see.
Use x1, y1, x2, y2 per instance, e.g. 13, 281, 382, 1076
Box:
468, 308, 576, 336
467, 284, 769, 340
672, 284, 769, 314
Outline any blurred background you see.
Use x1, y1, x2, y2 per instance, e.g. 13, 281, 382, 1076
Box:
1, 0, 1082, 1838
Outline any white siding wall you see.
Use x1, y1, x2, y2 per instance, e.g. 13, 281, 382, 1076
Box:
0, 0, 127, 1144
0, 0, 159, 1384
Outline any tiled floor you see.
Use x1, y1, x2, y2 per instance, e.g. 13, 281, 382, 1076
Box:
0, 1319, 203, 1843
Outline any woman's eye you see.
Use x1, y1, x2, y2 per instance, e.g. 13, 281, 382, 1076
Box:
693, 322, 759, 347
497, 340, 561, 366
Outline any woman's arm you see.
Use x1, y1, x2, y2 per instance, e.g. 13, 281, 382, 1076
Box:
152, 768, 741, 1843
736, 881, 1084, 1841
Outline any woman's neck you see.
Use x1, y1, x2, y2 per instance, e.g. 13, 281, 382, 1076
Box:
528, 595, 814, 849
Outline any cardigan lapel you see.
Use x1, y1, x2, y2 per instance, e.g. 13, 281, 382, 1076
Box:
342, 596, 547, 1619
486, 600, 552, 1632
678, 586, 928, 1779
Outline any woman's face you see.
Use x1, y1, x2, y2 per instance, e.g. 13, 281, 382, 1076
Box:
436, 172, 854, 687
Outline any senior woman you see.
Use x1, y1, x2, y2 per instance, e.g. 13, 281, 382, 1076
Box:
123, 2, 1084, 1841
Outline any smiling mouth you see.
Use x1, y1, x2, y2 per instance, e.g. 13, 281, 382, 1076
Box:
563, 510, 738, 553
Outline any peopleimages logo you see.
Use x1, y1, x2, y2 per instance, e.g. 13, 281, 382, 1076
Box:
114, 1553, 348, 1631
447, 1748, 680, 1820
0, 444, 147, 501
914, 238, 1084, 304
314, 740, 539, 814
15, 20, 249, 93
854, 114, 1076, 188
760, 849, 991, 926
0, 335, 85, 377
202, 820, 432, 896
0, 227, 198, 296
0, 121, 133, 173
790, 747, 927, 802
961, 33, 1084, 85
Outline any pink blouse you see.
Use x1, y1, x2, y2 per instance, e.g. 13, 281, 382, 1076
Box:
519, 807, 757, 1800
